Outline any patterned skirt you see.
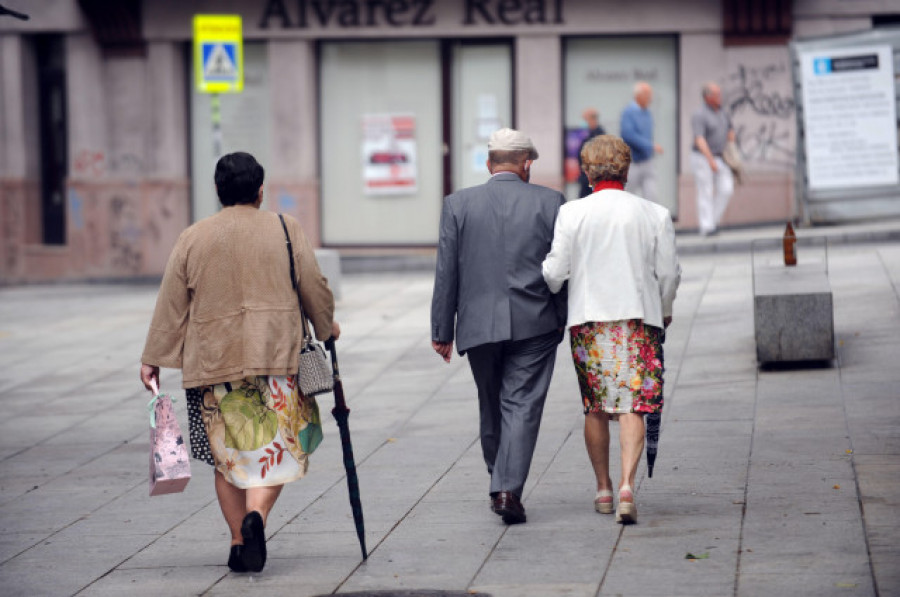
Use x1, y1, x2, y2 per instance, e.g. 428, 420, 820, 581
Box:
185, 375, 323, 489
569, 319, 664, 416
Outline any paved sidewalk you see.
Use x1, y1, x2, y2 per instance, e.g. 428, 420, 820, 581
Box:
0, 235, 898, 596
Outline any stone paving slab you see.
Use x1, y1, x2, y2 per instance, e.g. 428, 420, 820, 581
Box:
0, 239, 898, 596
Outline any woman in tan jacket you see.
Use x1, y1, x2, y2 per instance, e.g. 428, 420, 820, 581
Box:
140, 152, 339, 573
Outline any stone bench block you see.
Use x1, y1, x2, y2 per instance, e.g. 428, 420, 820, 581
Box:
753, 264, 834, 363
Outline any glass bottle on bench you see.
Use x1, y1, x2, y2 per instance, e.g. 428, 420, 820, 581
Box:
783, 222, 797, 266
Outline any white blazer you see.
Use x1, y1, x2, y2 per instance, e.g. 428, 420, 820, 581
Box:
542, 189, 681, 330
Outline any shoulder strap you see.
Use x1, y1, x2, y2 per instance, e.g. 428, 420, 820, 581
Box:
278, 214, 312, 342
277, 214, 297, 289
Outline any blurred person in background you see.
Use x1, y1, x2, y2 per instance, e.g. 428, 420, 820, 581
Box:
140, 152, 339, 573
620, 81, 663, 204
578, 108, 607, 197
543, 135, 680, 524
691, 82, 735, 236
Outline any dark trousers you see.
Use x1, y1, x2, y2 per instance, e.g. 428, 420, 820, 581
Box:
466, 330, 559, 498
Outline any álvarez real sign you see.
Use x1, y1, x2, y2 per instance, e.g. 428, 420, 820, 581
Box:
194, 15, 244, 93
258, 0, 564, 29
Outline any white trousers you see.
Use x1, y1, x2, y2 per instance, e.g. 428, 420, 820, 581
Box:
625, 159, 657, 204
691, 152, 734, 234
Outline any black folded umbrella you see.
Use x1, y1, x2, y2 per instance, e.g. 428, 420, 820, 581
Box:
646, 330, 665, 478
324, 339, 368, 561
646, 412, 660, 478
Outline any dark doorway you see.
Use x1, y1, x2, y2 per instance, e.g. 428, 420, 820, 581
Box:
35, 35, 68, 245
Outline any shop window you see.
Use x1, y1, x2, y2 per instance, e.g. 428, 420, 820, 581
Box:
319, 40, 443, 245
563, 36, 678, 215
447, 40, 513, 195
35, 35, 68, 245
77, 0, 146, 57
723, 0, 792, 46
873, 15, 900, 28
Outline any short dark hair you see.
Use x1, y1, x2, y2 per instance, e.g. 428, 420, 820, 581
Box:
214, 152, 265, 206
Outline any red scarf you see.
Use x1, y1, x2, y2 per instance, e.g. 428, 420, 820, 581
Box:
592, 181, 625, 193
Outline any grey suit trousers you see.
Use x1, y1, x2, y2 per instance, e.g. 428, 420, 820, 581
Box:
466, 329, 560, 498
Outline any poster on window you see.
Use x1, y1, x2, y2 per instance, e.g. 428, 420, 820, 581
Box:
361, 114, 417, 196
799, 45, 898, 190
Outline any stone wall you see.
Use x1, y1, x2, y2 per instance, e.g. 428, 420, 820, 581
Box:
0, 23, 190, 284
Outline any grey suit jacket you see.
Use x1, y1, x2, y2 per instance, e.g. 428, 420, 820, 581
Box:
431, 172, 568, 354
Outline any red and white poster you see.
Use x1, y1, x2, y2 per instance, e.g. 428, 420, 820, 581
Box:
361, 114, 417, 196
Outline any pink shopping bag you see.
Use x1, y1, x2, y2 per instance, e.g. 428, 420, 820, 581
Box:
148, 380, 191, 496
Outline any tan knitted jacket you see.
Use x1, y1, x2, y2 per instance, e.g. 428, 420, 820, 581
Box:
141, 205, 335, 388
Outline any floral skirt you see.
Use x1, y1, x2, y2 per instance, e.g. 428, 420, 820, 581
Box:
185, 375, 323, 489
569, 319, 664, 416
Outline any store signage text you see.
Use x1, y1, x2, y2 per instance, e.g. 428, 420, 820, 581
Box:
465, 0, 563, 25
259, 0, 564, 29
587, 67, 659, 83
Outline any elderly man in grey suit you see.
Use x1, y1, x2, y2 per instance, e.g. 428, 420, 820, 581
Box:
431, 128, 567, 525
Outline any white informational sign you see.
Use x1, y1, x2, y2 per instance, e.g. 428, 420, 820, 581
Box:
799, 45, 899, 190
361, 114, 417, 196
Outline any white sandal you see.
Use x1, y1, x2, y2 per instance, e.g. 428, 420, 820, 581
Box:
594, 489, 614, 514
615, 485, 637, 524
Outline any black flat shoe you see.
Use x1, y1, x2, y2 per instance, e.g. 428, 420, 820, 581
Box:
240, 511, 267, 573
227, 545, 247, 572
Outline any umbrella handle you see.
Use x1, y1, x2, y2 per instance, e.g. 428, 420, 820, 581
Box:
325, 337, 349, 413
324, 336, 339, 377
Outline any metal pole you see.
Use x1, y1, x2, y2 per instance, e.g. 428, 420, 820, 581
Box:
211, 93, 222, 159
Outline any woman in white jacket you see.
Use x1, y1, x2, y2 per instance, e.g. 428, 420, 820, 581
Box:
542, 135, 680, 524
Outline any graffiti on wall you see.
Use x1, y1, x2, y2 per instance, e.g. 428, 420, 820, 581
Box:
144, 185, 177, 246
73, 150, 106, 178
74, 150, 147, 179
724, 52, 796, 171
108, 153, 145, 177
68, 189, 85, 231
2, 189, 23, 272
109, 195, 142, 273
277, 190, 298, 213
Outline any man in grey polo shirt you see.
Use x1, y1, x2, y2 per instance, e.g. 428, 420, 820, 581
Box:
691, 82, 735, 236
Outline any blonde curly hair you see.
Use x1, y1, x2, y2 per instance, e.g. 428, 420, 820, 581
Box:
580, 135, 631, 185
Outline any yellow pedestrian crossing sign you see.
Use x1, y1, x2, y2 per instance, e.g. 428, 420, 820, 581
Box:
194, 15, 243, 93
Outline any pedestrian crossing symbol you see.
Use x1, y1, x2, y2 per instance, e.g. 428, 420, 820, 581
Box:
203, 43, 238, 81
194, 15, 243, 93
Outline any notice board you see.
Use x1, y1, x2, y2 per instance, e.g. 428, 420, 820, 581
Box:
791, 29, 900, 223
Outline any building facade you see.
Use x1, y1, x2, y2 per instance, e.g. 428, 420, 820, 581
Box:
0, 0, 897, 282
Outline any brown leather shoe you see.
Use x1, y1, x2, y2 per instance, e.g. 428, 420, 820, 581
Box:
492, 491, 526, 524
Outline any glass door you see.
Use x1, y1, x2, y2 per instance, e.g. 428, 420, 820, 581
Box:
450, 42, 513, 192
319, 40, 443, 245
564, 36, 678, 215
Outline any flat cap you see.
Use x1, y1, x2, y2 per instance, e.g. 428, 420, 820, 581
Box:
487, 128, 539, 160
